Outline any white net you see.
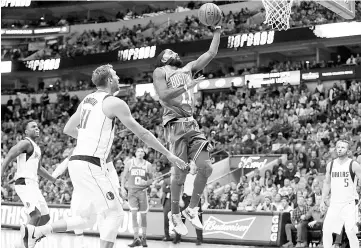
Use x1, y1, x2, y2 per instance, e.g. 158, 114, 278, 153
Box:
262, 0, 293, 31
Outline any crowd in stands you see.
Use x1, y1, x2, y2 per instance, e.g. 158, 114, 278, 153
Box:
2, 66, 361, 213
1, 1, 239, 29
2, 1, 361, 61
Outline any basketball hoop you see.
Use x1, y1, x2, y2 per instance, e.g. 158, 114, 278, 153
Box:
262, 0, 293, 31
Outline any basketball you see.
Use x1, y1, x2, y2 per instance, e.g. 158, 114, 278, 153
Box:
198, 3, 222, 26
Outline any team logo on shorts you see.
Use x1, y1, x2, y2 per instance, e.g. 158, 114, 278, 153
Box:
106, 191, 115, 200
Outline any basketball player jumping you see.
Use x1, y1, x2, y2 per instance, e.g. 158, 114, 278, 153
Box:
152, 20, 222, 234
321, 140, 361, 248
121, 147, 153, 247
22, 64, 187, 248
1, 120, 65, 241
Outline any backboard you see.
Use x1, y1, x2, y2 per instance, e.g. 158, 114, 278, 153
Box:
315, 0, 355, 19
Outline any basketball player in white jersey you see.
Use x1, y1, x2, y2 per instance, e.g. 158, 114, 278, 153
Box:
121, 147, 153, 247
22, 64, 187, 248
1, 120, 65, 239
321, 140, 361, 248
52, 152, 121, 248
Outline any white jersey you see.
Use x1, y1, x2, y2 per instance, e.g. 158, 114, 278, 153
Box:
73, 91, 115, 161
16, 137, 41, 182
330, 158, 358, 204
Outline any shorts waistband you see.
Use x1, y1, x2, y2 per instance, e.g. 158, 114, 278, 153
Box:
15, 178, 26, 185
169, 117, 195, 124
70, 155, 101, 167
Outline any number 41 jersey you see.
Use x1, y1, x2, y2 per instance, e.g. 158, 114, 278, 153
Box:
158, 65, 194, 125
73, 91, 115, 161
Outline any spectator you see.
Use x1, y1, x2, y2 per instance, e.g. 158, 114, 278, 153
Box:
257, 195, 277, 211
297, 202, 325, 246
283, 196, 310, 248
275, 168, 286, 188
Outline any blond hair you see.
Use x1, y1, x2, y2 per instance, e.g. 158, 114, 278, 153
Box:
91, 64, 113, 87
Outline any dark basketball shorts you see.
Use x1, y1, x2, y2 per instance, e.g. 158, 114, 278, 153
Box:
164, 119, 210, 164
128, 188, 149, 213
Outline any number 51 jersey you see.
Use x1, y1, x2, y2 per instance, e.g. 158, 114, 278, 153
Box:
158, 65, 194, 126
73, 91, 115, 161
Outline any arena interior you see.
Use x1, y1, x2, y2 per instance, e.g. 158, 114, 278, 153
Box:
1, 0, 361, 248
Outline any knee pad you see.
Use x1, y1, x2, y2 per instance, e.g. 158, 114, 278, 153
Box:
99, 210, 123, 243
197, 160, 213, 178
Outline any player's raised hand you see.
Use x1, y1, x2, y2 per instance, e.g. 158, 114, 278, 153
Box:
167, 154, 188, 170
54, 178, 65, 189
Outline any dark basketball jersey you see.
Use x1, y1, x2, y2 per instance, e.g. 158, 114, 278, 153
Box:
127, 158, 150, 190
158, 65, 194, 125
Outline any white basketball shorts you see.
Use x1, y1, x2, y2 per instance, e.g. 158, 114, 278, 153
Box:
68, 160, 123, 218
323, 200, 358, 234
14, 179, 49, 215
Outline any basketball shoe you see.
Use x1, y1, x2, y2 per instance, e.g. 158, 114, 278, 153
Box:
182, 207, 203, 229
168, 212, 188, 236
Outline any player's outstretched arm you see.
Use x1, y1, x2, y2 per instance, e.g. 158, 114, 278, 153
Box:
38, 166, 65, 187
1, 140, 31, 179
352, 160, 361, 182
64, 104, 82, 139
120, 161, 130, 190
103, 96, 187, 170
52, 156, 71, 179
186, 25, 222, 74
321, 162, 331, 209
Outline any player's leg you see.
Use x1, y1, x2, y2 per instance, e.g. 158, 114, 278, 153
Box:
343, 201, 359, 248
14, 184, 42, 225
72, 189, 86, 248
21, 161, 105, 248
139, 190, 149, 247
128, 190, 142, 247
98, 209, 124, 248
170, 161, 188, 235
168, 124, 189, 236
34, 187, 50, 226
322, 205, 343, 248
183, 140, 212, 229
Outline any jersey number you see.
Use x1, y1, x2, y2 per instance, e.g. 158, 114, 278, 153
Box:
80, 110, 91, 129
135, 176, 141, 185
181, 91, 192, 105
344, 178, 349, 187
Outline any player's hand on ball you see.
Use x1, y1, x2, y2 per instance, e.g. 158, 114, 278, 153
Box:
167, 154, 188, 170
54, 179, 65, 188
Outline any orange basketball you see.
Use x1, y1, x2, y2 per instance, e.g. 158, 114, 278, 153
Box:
198, 3, 222, 26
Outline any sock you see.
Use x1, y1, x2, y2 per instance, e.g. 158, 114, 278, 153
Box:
171, 180, 182, 214
133, 227, 139, 239
142, 228, 146, 238
189, 172, 208, 208
35, 224, 53, 238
